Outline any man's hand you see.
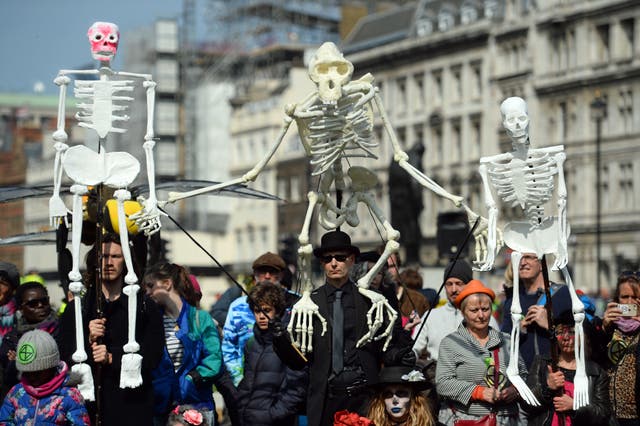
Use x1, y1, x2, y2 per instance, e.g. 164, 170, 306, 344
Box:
269, 318, 287, 338
498, 385, 519, 403
91, 342, 111, 365
403, 310, 421, 332
7, 350, 15, 361
546, 365, 565, 391
523, 305, 549, 330
553, 394, 573, 412
89, 318, 107, 343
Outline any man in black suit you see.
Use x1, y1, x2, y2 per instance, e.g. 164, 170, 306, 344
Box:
305, 230, 395, 426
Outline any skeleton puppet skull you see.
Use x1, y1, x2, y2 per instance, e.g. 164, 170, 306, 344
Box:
88, 22, 119, 62
500, 96, 530, 143
308, 42, 354, 104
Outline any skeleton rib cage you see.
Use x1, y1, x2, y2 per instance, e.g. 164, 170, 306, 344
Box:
484, 150, 559, 227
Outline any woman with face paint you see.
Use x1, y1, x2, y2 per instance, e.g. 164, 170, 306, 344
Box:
436, 280, 525, 425
367, 365, 435, 426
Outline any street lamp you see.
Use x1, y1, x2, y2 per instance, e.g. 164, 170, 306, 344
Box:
590, 92, 607, 296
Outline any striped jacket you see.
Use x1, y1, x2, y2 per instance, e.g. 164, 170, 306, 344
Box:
436, 322, 526, 420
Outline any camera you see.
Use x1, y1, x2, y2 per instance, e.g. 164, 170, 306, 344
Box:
618, 303, 638, 317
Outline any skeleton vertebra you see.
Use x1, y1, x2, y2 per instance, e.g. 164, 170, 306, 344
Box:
476, 96, 588, 409
166, 42, 485, 354
49, 22, 161, 397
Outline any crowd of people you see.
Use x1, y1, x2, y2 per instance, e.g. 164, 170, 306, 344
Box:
0, 231, 638, 426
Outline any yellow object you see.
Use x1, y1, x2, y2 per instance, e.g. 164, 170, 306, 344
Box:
106, 199, 142, 235
20, 273, 45, 285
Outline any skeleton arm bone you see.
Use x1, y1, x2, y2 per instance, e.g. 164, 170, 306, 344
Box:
476, 162, 499, 271
166, 114, 295, 204
50, 74, 74, 227
553, 152, 569, 270
130, 80, 164, 236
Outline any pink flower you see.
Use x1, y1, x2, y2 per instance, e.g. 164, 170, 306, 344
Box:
183, 409, 204, 425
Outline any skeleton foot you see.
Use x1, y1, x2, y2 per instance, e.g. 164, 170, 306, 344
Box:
287, 290, 327, 355
49, 196, 70, 228
355, 287, 397, 350
130, 196, 164, 236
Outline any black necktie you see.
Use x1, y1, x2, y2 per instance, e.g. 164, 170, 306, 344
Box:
332, 289, 344, 374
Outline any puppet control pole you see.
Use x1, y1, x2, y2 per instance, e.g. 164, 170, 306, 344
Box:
158, 207, 308, 365
541, 254, 565, 426
94, 183, 105, 425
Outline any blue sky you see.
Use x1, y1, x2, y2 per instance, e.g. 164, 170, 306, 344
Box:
0, 1, 183, 94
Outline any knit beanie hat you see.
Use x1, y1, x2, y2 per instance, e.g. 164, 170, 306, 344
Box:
16, 329, 60, 372
443, 259, 473, 284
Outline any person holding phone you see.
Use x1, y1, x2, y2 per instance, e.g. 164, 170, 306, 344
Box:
600, 271, 640, 426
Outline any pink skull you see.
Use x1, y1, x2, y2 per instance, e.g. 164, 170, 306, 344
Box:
87, 22, 119, 62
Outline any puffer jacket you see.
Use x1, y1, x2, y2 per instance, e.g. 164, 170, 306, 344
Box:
525, 355, 616, 426
0, 361, 91, 425
237, 324, 308, 426
152, 301, 222, 415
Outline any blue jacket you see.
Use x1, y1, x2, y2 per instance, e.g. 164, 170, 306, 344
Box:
237, 324, 308, 426
0, 363, 91, 425
152, 301, 222, 415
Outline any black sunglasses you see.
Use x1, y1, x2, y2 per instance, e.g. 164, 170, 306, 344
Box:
320, 254, 350, 263
382, 389, 411, 399
23, 297, 49, 308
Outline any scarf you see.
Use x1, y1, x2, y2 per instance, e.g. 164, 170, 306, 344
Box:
21, 361, 68, 398
15, 310, 59, 335
0, 298, 17, 343
615, 317, 640, 334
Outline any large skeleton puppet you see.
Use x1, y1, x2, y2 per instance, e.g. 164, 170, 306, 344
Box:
475, 96, 588, 409
48, 22, 162, 399
167, 42, 485, 355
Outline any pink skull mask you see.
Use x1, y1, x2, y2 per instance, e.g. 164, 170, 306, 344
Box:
88, 22, 119, 62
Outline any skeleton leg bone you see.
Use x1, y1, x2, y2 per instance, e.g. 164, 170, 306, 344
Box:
67, 184, 95, 401
114, 189, 143, 388
507, 251, 540, 406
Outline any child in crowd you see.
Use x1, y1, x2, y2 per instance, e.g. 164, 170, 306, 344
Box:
0, 329, 91, 424
237, 282, 308, 426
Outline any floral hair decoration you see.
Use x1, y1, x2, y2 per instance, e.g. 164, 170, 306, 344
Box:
401, 370, 425, 382
172, 405, 204, 425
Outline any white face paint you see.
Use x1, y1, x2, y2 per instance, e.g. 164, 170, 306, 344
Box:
383, 385, 411, 421
500, 96, 529, 143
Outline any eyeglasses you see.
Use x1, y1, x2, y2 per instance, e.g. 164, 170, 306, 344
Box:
382, 389, 411, 399
23, 297, 49, 308
320, 254, 350, 263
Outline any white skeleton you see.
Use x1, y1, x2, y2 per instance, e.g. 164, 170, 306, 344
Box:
49, 22, 161, 396
167, 42, 485, 354
476, 97, 588, 409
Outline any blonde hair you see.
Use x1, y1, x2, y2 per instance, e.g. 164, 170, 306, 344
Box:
367, 391, 435, 426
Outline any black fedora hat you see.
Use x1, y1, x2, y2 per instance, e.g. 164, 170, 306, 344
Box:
373, 365, 430, 391
313, 230, 360, 258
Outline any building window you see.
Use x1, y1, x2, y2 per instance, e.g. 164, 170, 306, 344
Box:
433, 127, 443, 165
438, 9, 455, 32
619, 88, 634, 134
461, 2, 478, 24
559, 101, 568, 142
471, 116, 481, 159
621, 18, 635, 60
416, 18, 433, 37
619, 162, 634, 209
451, 65, 462, 102
595, 23, 610, 63
432, 70, 443, 106
470, 62, 482, 100
413, 73, 425, 110
396, 77, 407, 114
451, 119, 462, 162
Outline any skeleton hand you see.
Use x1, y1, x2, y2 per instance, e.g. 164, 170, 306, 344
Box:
287, 290, 327, 355
130, 196, 165, 236
355, 287, 397, 351
49, 196, 70, 228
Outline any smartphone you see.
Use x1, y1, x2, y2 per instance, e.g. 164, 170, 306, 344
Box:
618, 303, 638, 317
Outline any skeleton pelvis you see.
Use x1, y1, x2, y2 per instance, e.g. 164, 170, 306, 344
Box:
503, 217, 562, 257
63, 145, 140, 187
